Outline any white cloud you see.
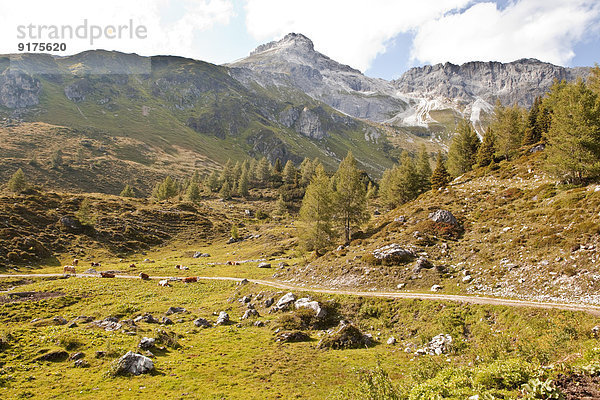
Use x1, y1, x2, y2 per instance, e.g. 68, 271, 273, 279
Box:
243, 0, 472, 71
0, 0, 234, 59
411, 0, 600, 65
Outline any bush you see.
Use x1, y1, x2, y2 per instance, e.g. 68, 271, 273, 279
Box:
522, 378, 564, 399
332, 362, 402, 400
474, 359, 533, 390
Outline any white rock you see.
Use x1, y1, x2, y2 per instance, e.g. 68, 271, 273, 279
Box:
387, 336, 396, 345
295, 298, 326, 318
275, 292, 296, 309
431, 284, 443, 292
115, 351, 154, 375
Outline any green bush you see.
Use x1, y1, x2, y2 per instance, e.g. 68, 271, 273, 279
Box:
332, 362, 402, 400
474, 358, 533, 390
522, 378, 564, 399
409, 368, 472, 400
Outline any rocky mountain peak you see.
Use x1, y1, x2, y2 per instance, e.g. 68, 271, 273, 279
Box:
250, 33, 315, 56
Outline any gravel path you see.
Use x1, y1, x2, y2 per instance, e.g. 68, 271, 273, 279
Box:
2, 273, 600, 315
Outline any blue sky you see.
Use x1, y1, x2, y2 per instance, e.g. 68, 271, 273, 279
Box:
1, 0, 599, 80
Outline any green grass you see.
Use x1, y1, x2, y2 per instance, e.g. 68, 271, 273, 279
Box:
1, 275, 600, 399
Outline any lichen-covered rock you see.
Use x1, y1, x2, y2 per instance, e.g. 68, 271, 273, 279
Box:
113, 351, 154, 376
372, 244, 415, 263
428, 209, 459, 227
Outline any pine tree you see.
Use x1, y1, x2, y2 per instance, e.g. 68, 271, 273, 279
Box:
238, 168, 249, 198
299, 165, 335, 252
589, 64, 600, 96
477, 127, 496, 167
7, 168, 26, 193
255, 157, 271, 186
492, 102, 525, 159
431, 151, 451, 190
186, 181, 201, 203
447, 119, 480, 177
416, 145, 432, 194
273, 158, 283, 174
152, 176, 179, 201
545, 78, 600, 183
522, 96, 543, 145
331, 152, 369, 243
220, 160, 234, 187
205, 170, 220, 192
282, 160, 297, 185
219, 180, 232, 200
120, 184, 136, 198
276, 193, 288, 215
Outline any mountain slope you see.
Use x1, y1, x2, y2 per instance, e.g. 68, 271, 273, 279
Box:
229, 33, 590, 138
0, 51, 420, 194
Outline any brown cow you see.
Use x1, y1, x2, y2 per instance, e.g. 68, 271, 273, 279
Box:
100, 272, 115, 278
139, 272, 149, 280
183, 276, 198, 283
63, 265, 76, 274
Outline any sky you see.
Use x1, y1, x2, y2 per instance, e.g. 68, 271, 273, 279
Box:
1, 0, 599, 80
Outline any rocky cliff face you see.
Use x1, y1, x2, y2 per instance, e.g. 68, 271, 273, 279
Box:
228, 33, 409, 123
229, 34, 590, 133
0, 71, 41, 109
394, 59, 588, 108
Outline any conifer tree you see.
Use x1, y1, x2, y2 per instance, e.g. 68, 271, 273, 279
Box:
153, 176, 178, 200
589, 64, 600, 96
447, 119, 480, 177
205, 170, 220, 192
7, 168, 26, 193
120, 184, 136, 198
273, 158, 283, 174
416, 145, 432, 194
300, 158, 316, 186
331, 152, 369, 243
282, 160, 297, 185
255, 157, 271, 186
492, 102, 525, 159
545, 78, 600, 183
522, 96, 543, 145
219, 180, 232, 200
186, 181, 201, 203
276, 193, 288, 215
238, 168, 250, 198
431, 151, 451, 190
477, 127, 496, 167
299, 165, 335, 252
220, 159, 234, 186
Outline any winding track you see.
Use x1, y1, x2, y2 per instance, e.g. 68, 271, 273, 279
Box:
2, 273, 600, 316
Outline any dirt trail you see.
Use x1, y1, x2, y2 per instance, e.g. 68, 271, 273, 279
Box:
2, 273, 600, 315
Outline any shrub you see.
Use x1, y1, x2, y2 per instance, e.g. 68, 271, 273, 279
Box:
522, 378, 564, 399
332, 362, 402, 400
474, 359, 533, 390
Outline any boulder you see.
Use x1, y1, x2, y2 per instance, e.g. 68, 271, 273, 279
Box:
73, 359, 89, 368
372, 244, 415, 263
295, 298, 326, 318
317, 323, 371, 350
35, 350, 69, 362
430, 284, 443, 292
415, 334, 453, 356
134, 314, 159, 324
387, 336, 396, 345
165, 307, 186, 315
275, 331, 311, 343
138, 337, 155, 350
93, 317, 122, 331
275, 292, 296, 309
413, 257, 434, 273
69, 352, 85, 361
241, 309, 260, 320
428, 210, 459, 227
265, 298, 274, 308
193, 252, 210, 258
257, 262, 271, 268
59, 216, 83, 233
216, 312, 230, 326
161, 317, 173, 325
113, 351, 154, 376
193, 317, 212, 328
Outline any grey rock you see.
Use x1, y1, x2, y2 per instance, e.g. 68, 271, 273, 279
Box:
138, 337, 155, 350
431, 284, 443, 292
216, 311, 230, 326
257, 262, 271, 268
275, 292, 296, 309
161, 317, 173, 325
275, 330, 311, 343
415, 334, 453, 356
193, 317, 212, 328
114, 351, 154, 375
387, 336, 396, 345
165, 307, 186, 315
73, 359, 90, 368
413, 257, 434, 273
265, 298, 274, 308
241, 309, 260, 320
69, 352, 85, 360
372, 244, 415, 263
295, 298, 326, 318
428, 210, 459, 226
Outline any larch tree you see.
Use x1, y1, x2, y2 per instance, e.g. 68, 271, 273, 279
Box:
477, 127, 496, 167
431, 151, 451, 190
447, 119, 480, 177
416, 145, 432, 194
7, 168, 27, 193
298, 164, 335, 252
545, 78, 600, 184
331, 152, 369, 243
